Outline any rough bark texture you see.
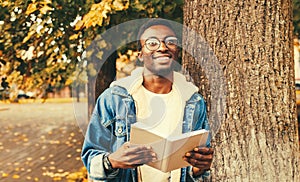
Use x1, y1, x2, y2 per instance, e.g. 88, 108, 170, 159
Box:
183, 0, 299, 181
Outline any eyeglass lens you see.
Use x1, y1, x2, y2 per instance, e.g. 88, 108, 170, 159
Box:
145, 37, 178, 51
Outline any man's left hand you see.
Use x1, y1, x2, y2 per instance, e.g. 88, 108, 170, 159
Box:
183, 147, 214, 176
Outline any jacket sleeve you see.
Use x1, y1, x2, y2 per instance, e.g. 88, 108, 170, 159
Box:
81, 88, 121, 181
192, 95, 211, 147
188, 94, 211, 181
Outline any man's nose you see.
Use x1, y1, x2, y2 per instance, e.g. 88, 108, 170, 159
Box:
157, 41, 168, 51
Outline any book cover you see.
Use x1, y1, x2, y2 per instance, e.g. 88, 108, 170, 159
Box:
130, 122, 209, 172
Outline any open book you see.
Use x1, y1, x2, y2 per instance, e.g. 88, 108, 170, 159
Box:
130, 122, 209, 172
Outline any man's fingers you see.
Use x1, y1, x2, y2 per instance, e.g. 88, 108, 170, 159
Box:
193, 147, 214, 155
125, 145, 155, 157
121, 144, 157, 165
185, 152, 213, 161
183, 157, 212, 170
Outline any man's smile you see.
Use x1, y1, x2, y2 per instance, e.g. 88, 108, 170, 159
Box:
152, 54, 172, 63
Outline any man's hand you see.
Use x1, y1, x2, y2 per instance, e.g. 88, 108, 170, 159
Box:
183, 147, 214, 176
108, 142, 157, 169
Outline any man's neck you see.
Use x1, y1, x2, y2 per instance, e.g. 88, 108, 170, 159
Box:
142, 71, 173, 94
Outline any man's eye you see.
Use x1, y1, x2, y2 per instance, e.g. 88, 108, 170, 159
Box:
166, 38, 178, 46
167, 40, 176, 45
147, 41, 159, 46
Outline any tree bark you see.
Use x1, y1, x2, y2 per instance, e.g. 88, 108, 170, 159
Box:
183, 0, 299, 181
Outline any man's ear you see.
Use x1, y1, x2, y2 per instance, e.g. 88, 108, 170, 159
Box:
138, 51, 143, 62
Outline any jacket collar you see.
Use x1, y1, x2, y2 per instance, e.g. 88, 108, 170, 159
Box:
110, 67, 199, 101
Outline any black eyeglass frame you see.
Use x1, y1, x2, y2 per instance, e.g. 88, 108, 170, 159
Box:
142, 36, 179, 51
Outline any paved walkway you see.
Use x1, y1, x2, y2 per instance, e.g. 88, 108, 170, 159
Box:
0, 102, 87, 181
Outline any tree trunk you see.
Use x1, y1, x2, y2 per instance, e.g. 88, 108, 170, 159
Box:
87, 51, 117, 118
95, 51, 117, 100
183, 0, 299, 181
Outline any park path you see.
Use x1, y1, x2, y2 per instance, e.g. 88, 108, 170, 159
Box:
0, 102, 86, 181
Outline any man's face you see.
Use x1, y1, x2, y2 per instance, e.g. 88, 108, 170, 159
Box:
139, 25, 178, 76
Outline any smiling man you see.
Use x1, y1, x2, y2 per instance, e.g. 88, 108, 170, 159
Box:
81, 18, 214, 182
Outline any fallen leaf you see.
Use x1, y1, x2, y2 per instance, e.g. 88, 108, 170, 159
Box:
12, 174, 20, 179
26, 176, 32, 180
49, 166, 56, 170
57, 169, 64, 173
40, 156, 46, 161
27, 157, 33, 161
53, 176, 62, 181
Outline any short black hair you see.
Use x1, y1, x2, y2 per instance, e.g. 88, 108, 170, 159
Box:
137, 18, 176, 50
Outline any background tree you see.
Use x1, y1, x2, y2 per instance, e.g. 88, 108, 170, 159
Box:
293, 0, 300, 38
0, 0, 85, 98
183, 0, 299, 181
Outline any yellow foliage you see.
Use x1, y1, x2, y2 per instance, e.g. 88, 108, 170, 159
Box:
112, 0, 129, 11
96, 51, 104, 59
97, 40, 107, 49
66, 167, 87, 182
87, 63, 97, 77
12, 174, 20, 179
75, 0, 129, 30
1, 1, 11, 7
69, 33, 80, 41
25, 0, 53, 15
25, 3, 37, 15
1, 172, 8, 177
22, 30, 35, 43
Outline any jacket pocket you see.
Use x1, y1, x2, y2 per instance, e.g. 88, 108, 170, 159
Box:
114, 118, 127, 137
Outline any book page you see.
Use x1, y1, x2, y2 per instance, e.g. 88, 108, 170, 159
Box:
130, 123, 166, 169
162, 130, 209, 172
130, 123, 209, 172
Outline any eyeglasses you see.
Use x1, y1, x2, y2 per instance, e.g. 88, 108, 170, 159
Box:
143, 36, 178, 51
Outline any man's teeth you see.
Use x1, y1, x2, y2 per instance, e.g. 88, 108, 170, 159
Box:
155, 57, 170, 60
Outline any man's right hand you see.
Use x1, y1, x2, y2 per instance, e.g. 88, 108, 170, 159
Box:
108, 142, 157, 169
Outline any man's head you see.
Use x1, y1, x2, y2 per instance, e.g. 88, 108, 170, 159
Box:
137, 18, 179, 76
137, 19, 177, 51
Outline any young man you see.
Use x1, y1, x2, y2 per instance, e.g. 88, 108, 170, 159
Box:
81, 18, 214, 182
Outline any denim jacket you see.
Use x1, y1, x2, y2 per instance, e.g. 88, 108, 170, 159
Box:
81, 68, 211, 182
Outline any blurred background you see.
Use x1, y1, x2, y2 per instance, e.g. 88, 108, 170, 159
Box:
0, 0, 300, 181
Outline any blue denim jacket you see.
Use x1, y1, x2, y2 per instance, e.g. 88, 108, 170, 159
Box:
81, 70, 211, 182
